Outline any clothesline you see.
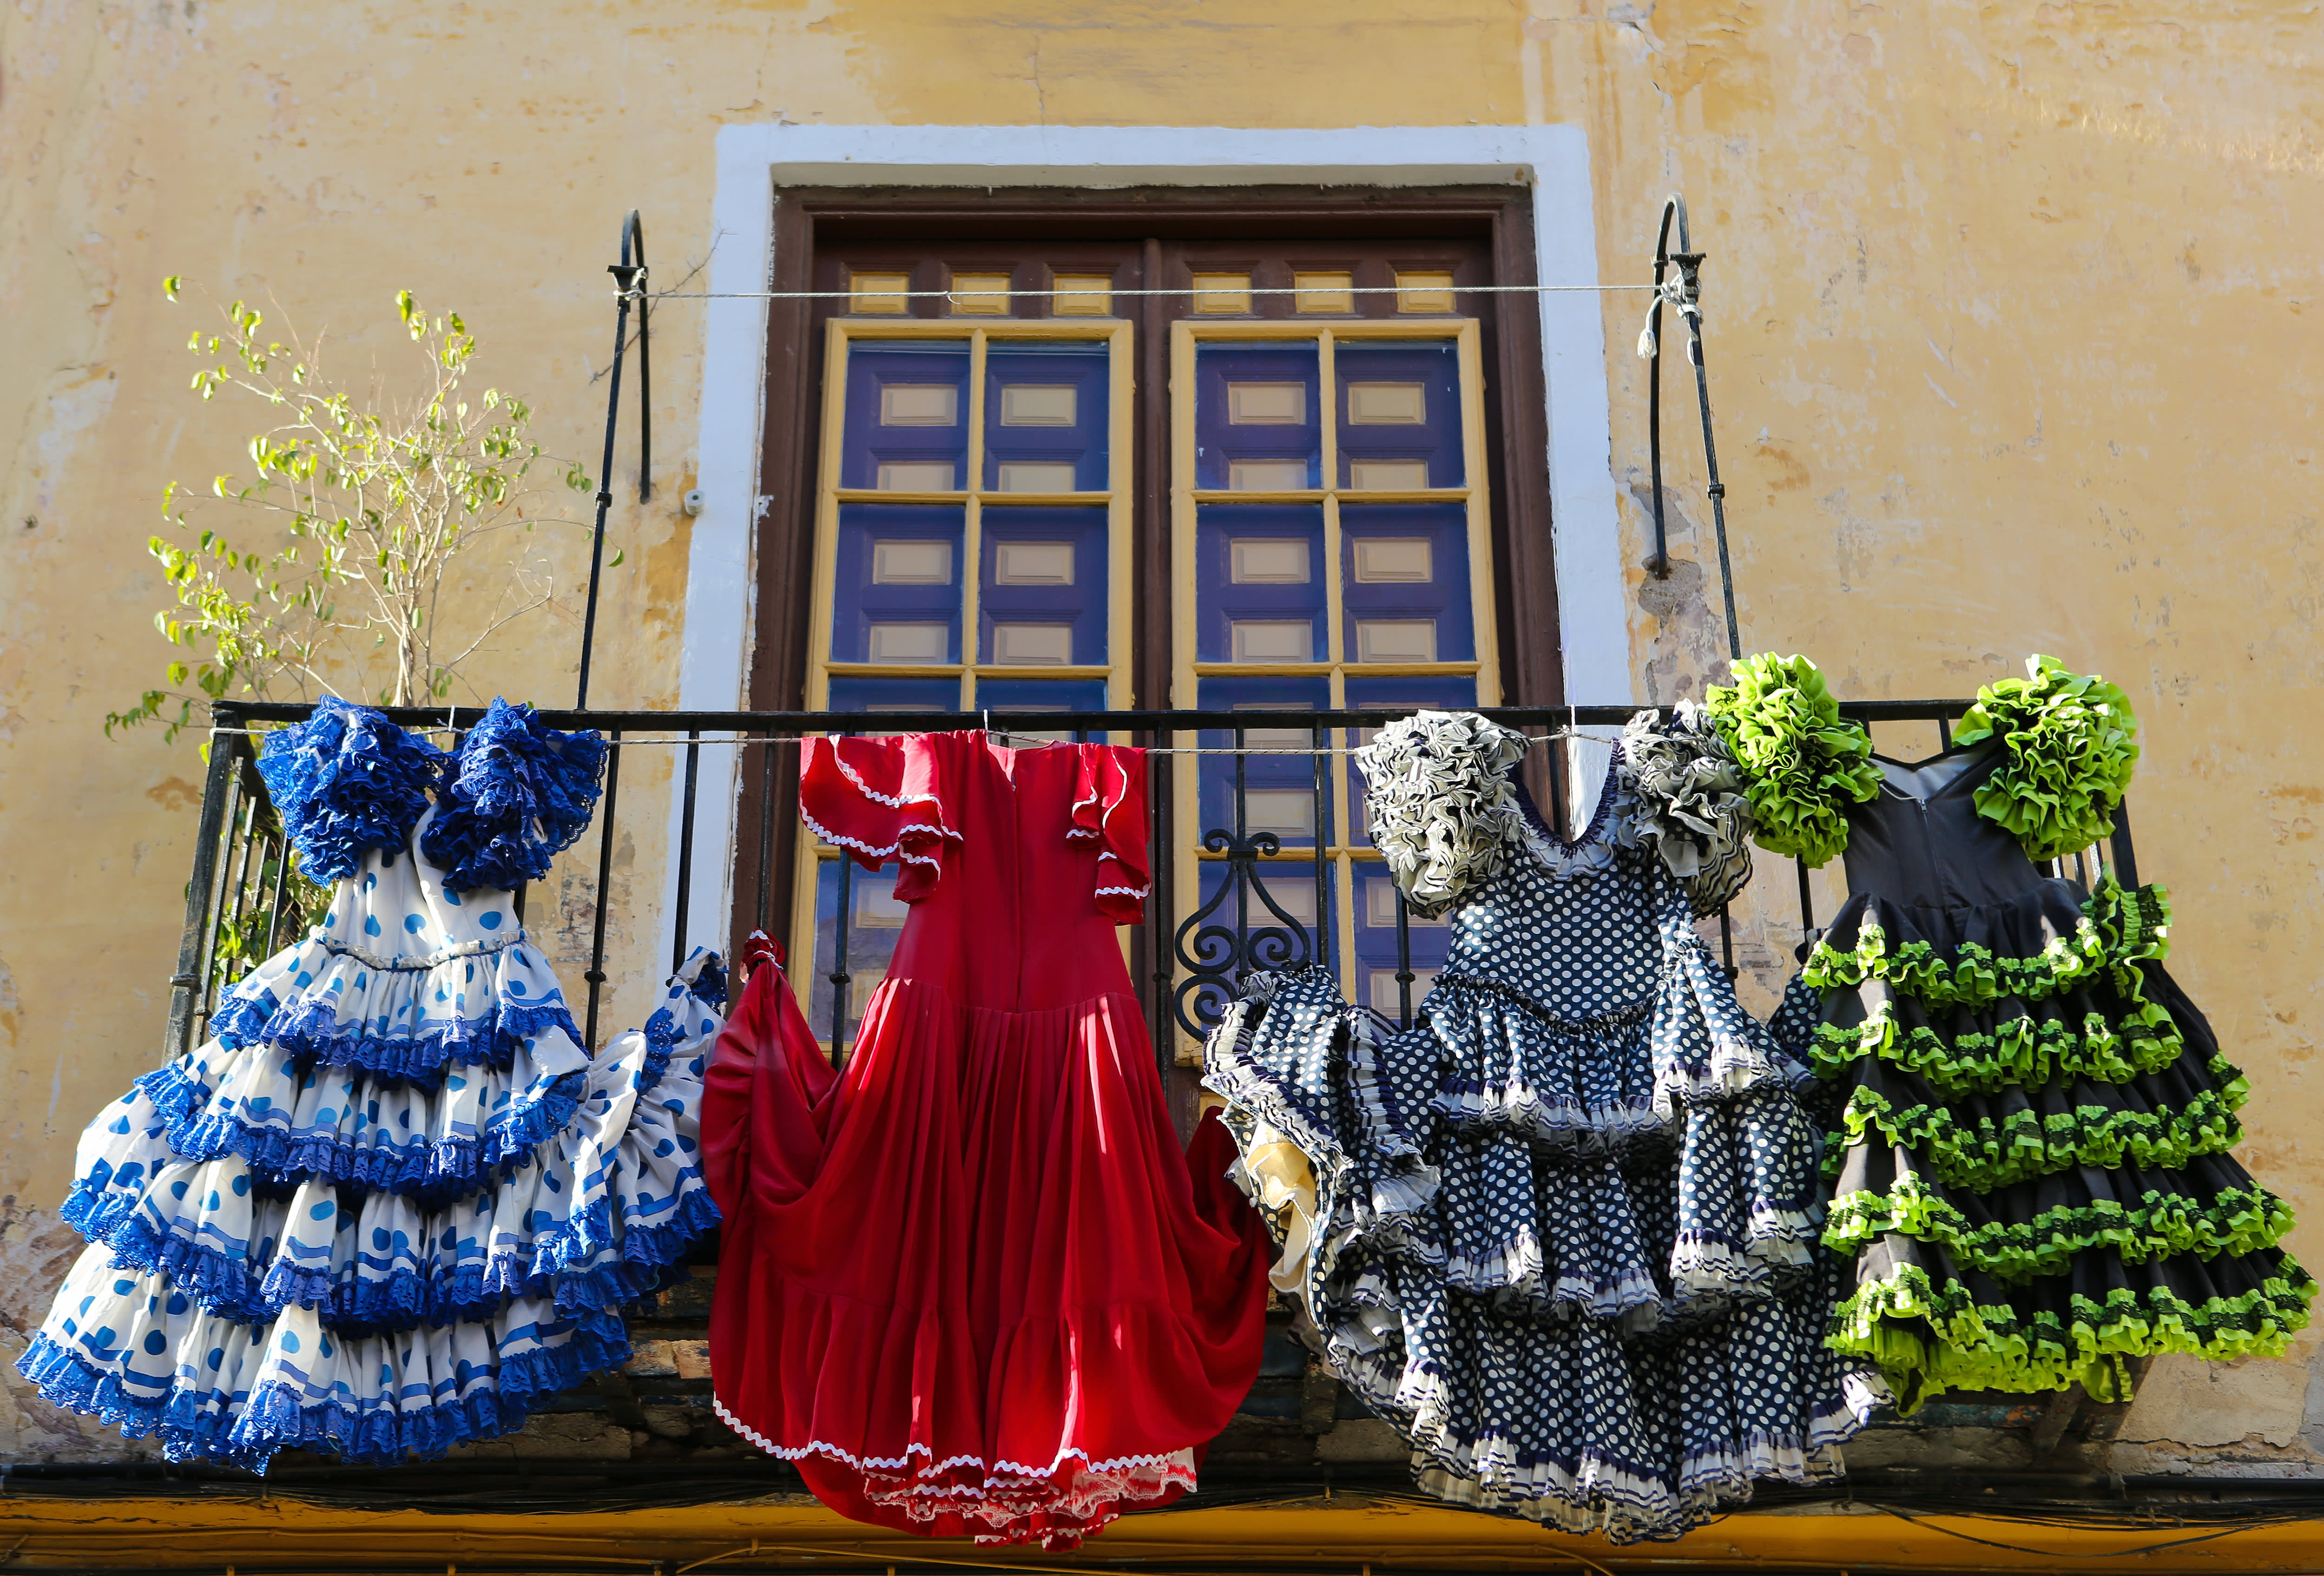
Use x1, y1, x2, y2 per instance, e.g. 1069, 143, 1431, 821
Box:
634, 280, 1667, 303
205, 725, 1614, 756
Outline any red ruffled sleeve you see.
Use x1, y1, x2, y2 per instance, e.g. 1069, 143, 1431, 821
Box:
1069, 743, 1150, 924
799, 733, 962, 903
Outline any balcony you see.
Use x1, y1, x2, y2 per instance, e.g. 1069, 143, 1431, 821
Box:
121, 695, 2157, 1505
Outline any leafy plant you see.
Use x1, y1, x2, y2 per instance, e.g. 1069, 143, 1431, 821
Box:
110, 281, 596, 740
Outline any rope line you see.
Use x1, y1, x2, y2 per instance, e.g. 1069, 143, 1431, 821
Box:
634, 281, 1656, 303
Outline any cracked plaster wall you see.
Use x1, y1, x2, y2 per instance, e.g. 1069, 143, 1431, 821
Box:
2, 0, 2321, 1475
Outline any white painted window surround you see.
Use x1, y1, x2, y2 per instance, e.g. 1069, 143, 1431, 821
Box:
663, 124, 1627, 965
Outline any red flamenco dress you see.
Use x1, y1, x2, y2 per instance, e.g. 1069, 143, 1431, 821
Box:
703, 732, 1270, 1548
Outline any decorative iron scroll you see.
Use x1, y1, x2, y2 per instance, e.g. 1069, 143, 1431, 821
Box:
1170, 828, 1320, 1040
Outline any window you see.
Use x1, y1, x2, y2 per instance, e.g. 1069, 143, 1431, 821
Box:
1173, 317, 1497, 1024
794, 316, 1131, 1041
740, 189, 1558, 1047
804, 318, 1131, 713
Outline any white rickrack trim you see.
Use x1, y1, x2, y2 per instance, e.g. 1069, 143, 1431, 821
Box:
1100, 752, 1136, 845
825, 741, 964, 835
799, 807, 943, 868
1094, 885, 1151, 900
715, 1395, 916, 1467
1095, 851, 1149, 895
711, 1395, 1190, 1480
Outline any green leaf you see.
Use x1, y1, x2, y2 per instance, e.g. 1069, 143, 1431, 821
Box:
163, 276, 183, 301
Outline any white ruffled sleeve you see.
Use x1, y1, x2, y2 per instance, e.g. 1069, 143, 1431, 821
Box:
1352, 711, 1530, 918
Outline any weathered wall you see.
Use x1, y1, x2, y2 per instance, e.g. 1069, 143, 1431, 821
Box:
2, 0, 2319, 1476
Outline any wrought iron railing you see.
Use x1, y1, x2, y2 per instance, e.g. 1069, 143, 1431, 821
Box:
172, 699, 2142, 1071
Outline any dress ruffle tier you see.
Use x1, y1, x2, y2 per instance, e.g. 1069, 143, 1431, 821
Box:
1204, 712, 1881, 1543
19, 701, 723, 1467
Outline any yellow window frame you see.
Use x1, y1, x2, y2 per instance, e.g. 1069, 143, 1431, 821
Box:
794, 317, 1135, 1048
1165, 317, 1499, 1042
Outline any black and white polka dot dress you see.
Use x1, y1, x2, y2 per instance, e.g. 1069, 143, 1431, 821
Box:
1204, 710, 1883, 1542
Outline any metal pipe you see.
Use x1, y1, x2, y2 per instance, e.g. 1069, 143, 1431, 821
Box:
222, 699, 1998, 731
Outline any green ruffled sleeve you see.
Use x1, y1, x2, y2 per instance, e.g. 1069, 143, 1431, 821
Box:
1951, 654, 2140, 863
1704, 653, 1882, 868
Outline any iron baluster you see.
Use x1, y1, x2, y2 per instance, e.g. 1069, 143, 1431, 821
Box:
672, 729, 701, 976
191, 758, 245, 1045
831, 838, 855, 1068
582, 730, 623, 1050
167, 719, 244, 1062
1234, 724, 1248, 947
1149, 742, 1172, 1075
2110, 798, 2139, 888
1311, 721, 1330, 973
756, 736, 779, 937
214, 777, 263, 1002
1394, 884, 1415, 1029
257, 825, 292, 959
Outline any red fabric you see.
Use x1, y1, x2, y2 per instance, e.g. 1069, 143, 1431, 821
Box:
799, 732, 963, 903
706, 732, 1271, 1549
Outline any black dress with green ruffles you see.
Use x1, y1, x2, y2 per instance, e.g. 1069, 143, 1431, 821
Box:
1732, 662, 2315, 1411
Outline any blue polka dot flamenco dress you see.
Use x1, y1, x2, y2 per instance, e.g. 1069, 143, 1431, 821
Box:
17, 697, 725, 1468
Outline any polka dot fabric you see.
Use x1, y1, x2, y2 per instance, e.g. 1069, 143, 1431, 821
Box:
1205, 716, 1886, 1543
18, 706, 727, 1469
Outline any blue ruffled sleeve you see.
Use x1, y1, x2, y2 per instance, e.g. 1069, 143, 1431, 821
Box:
419, 698, 608, 892
254, 696, 445, 882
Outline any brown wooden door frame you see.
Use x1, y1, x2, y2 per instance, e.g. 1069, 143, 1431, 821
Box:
732, 183, 1560, 965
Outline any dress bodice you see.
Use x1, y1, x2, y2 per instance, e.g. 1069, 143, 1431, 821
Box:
1838, 744, 2069, 913
799, 732, 1150, 1013
1433, 793, 1661, 1026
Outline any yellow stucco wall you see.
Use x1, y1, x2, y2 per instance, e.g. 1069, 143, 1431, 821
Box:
2, 0, 2318, 1473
